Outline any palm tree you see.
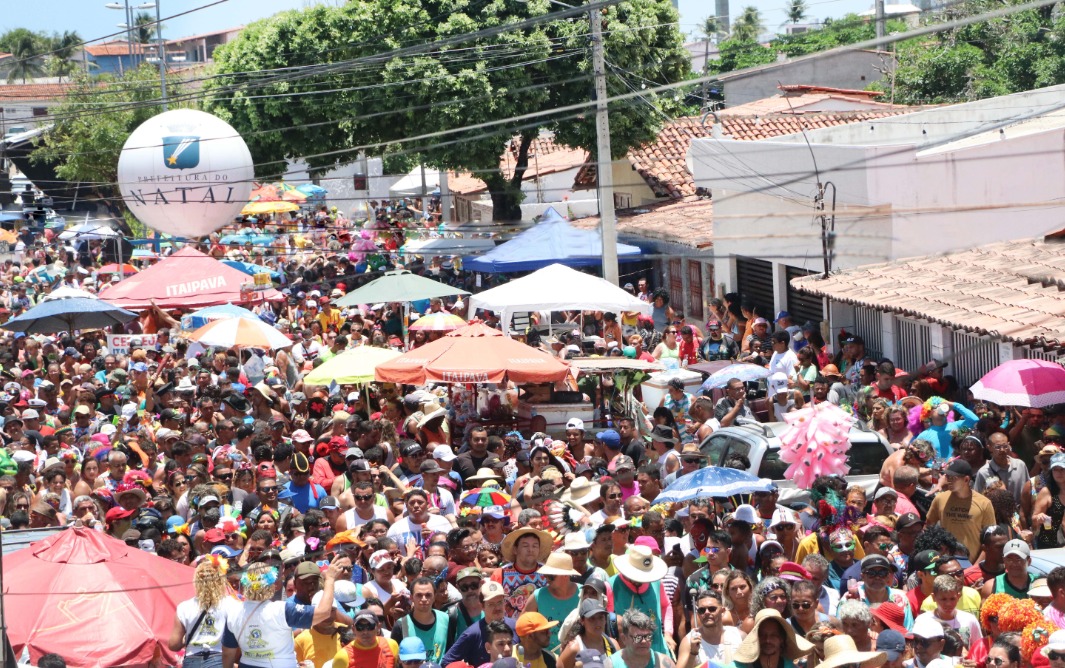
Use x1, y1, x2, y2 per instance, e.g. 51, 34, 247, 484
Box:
1, 35, 45, 83
730, 6, 763, 42
703, 15, 723, 40
785, 0, 808, 24
48, 30, 81, 82
133, 12, 158, 44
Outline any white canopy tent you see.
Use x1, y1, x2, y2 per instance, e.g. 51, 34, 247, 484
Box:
468, 263, 653, 332
401, 235, 497, 256
388, 166, 441, 197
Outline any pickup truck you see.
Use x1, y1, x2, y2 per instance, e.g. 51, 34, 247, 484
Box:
698, 420, 893, 506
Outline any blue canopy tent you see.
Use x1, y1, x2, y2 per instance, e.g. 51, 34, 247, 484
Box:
222, 260, 282, 280
464, 207, 642, 273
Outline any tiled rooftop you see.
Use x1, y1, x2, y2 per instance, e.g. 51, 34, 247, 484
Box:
0, 83, 77, 101
84, 41, 145, 57
570, 195, 713, 249
791, 238, 1065, 346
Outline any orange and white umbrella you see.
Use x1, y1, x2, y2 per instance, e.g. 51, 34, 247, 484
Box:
409, 312, 466, 331
98, 263, 139, 275
189, 316, 292, 350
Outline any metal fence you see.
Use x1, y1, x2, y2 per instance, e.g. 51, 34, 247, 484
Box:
950, 330, 1000, 388
1024, 347, 1065, 365
852, 306, 884, 360
894, 316, 932, 374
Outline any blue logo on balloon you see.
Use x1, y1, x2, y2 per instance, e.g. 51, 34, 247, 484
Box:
162, 135, 200, 170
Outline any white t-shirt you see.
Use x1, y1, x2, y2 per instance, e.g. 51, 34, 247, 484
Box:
341, 504, 388, 529
225, 599, 312, 667
386, 514, 452, 555
769, 349, 799, 379
696, 626, 745, 665
914, 610, 983, 647
177, 596, 240, 654
364, 578, 407, 605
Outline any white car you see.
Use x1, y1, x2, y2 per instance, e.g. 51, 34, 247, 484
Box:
698, 420, 893, 505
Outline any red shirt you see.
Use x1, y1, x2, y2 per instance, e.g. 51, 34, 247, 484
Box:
874, 384, 908, 402
679, 337, 701, 365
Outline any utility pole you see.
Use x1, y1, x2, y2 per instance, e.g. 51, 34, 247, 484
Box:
155, 0, 167, 110
589, 4, 618, 284
875, 0, 886, 40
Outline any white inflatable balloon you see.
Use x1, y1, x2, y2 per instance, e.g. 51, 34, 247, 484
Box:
117, 109, 254, 238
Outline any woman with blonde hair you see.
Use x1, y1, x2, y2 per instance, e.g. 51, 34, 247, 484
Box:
222, 555, 347, 667
168, 555, 238, 668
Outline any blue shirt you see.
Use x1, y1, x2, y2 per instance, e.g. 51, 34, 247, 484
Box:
916, 403, 979, 461
441, 617, 516, 667
281, 480, 327, 513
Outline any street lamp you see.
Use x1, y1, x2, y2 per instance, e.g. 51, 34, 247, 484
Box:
104, 1, 134, 72
132, 1, 166, 110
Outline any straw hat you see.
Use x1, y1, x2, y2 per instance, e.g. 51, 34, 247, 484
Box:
817, 635, 887, 668
614, 544, 667, 584
417, 407, 447, 430
561, 477, 600, 506
467, 468, 505, 486
538, 553, 580, 577
501, 527, 553, 563
733, 609, 814, 663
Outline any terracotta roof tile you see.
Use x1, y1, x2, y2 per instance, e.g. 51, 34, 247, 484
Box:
791, 238, 1065, 347
570, 195, 713, 249
0, 83, 77, 101
84, 40, 145, 57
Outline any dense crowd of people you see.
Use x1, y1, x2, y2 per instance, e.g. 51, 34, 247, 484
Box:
5, 207, 1065, 668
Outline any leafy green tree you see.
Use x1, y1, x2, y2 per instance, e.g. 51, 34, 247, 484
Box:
1, 33, 46, 83
205, 0, 689, 220
46, 31, 82, 82
884, 0, 1065, 103
702, 15, 723, 40
31, 67, 186, 222
710, 39, 775, 74
0, 28, 46, 56
731, 6, 764, 42
785, 0, 808, 24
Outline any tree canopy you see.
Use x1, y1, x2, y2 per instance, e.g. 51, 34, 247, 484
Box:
883, 0, 1065, 104
0, 28, 83, 83
204, 0, 689, 220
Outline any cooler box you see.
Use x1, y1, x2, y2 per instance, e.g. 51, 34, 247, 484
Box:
518, 400, 595, 439
641, 368, 704, 410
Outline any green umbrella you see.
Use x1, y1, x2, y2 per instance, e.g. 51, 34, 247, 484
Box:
334, 270, 469, 307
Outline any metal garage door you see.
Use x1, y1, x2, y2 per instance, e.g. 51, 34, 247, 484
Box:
735, 256, 774, 317
785, 266, 824, 326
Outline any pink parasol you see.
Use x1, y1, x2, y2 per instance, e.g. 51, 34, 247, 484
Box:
777, 401, 855, 490
970, 359, 1065, 408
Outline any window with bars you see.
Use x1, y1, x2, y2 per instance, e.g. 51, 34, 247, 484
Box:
951, 330, 1000, 388
893, 317, 932, 374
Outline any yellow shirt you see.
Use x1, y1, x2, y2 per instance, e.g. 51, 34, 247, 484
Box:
919, 586, 983, 619
294, 628, 345, 668
793, 531, 866, 565
514, 646, 548, 668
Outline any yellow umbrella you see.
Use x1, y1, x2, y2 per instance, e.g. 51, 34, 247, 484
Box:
303, 346, 402, 385
241, 201, 300, 215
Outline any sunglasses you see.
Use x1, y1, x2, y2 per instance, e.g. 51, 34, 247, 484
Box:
216, 473, 232, 482
937, 569, 964, 578
697, 605, 720, 614
630, 633, 653, 643
683, 457, 701, 465
1050, 653, 1065, 663
791, 601, 814, 610
774, 523, 796, 531
259, 486, 278, 493
915, 637, 940, 648
988, 659, 1009, 667
606, 493, 622, 500
863, 568, 891, 578
459, 582, 481, 593
355, 622, 377, 631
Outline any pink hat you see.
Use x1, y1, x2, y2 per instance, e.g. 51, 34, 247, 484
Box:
633, 536, 661, 555
291, 429, 313, 443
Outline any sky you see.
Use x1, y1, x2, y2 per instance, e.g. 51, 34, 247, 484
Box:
1, 0, 874, 49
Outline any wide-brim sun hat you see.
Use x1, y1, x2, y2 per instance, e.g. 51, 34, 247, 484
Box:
614, 544, 668, 584
816, 635, 887, 668
733, 609, 814, 663
538, 552, 580, 577
560, 477, 600, 506
466, 467, 506, 485
501, 527, 553, 563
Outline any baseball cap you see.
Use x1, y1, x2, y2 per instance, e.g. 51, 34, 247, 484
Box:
432, 444, 456, 462
480, 505, 507, 521
20, 409, 39, 420
566, 417, 585, 431
203, 528, 225, 544
767, 372, 789, 397
1003, 539, 1031, 559
911, 614, 945, 639
481, 580, 506, 601
945, 459, 972, 477
911, 550, 941, 572
353, 610, 378, 626
610, 455, 635, 472
295, 561, 322, 579
516, 611, 559, 637
752, 317, 769, 326
861, 554, 893, 572
399, 637, 427, 661
774, 311, 791, 321
595, 429, 621, 449
419, 460, 444, 474
579, 598, 607, 618
456, 567, 482, 582
896, 512, 924, 530
778, 562, 810, 582
876, 630, 907, 661
319, 496, 339, 511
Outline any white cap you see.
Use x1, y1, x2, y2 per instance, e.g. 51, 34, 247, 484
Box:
1042, 630, 1065, 656
566, 417, 585, 431
1003, 538, 1031, 559
769, 506, 799, 528
306, 300, 318, 308
20, 409, 39, 420
346, 391, 360, 402
730, 504, 758, 525
911, 614, 945, 639
432, 444, 456, 462
767, 372, 789, 396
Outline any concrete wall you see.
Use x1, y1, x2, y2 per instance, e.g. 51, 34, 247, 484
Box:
285, 156, 400, 218
0, 102, 50, 133
722, 50, 892, 107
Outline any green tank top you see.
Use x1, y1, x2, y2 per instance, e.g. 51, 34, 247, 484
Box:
994, 572, 1033, 599
404, 610, 449, 664
533, 586, 581, 652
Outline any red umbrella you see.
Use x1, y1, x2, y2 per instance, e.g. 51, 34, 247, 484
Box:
375, 321, 570, 384
4, 527, 195, 667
